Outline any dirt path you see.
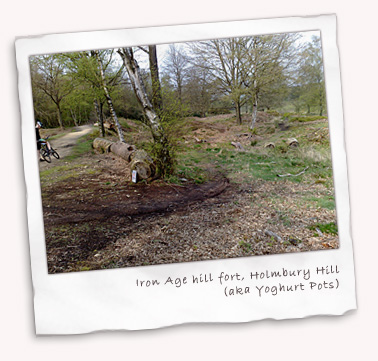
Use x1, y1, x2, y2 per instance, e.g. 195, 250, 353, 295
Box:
40, 125, 93, 169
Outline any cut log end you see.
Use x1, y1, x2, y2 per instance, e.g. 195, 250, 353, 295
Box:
264, 142, 275, 148
93, 138, 156, 181
129, 150, 156, 180
287, 138, 299, 147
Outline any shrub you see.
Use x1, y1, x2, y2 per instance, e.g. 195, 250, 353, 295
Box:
288, 115, 327, 123
266, 110, 280, 116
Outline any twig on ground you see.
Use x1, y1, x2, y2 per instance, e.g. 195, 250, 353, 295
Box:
253, 161, 276, 165
264, 229, 283, 243
164, 181, 185, 193
277, 166, 309, 177
315, 227, 324, 236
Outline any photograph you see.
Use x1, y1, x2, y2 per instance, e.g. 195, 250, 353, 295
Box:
30, 30, 338, 274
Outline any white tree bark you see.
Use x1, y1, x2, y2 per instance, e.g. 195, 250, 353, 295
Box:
250, 80, 259, 130
118, 48, 162, 134
250, 95, 258, 130
117, 47, 174, 177
94, 50, 125, 142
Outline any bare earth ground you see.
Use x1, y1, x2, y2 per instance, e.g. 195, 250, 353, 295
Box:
40, 118, 338, 273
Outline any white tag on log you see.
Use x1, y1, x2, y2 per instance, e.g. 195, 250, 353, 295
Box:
131, 170, 138, 183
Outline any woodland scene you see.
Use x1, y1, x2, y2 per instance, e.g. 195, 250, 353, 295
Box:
30, 31, 338, 273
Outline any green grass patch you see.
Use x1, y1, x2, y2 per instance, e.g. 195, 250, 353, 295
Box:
239, 240, 253, 252
40, 163, 84, 178
309, 222, 338, 235
305, 194, 335, 210
40, 162, 100, 184
65, 130, 99, 161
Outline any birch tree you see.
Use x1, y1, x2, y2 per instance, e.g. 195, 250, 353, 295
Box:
118, 47, 175, 176
94, 50, 125, 142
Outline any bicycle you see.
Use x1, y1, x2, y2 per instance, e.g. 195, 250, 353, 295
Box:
40, 137, 60, 163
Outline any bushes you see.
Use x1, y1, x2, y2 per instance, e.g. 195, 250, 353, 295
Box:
287, 115, 327, 123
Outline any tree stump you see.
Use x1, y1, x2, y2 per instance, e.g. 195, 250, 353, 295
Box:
287, 138, 299, 147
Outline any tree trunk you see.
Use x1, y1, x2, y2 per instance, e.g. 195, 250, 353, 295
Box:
70, 109, 79, 127
250, 94, 258, 130
235, 101, 242, 125
148, 45, 163, 112
249, 82, 259, 129
94, 99, 105, 137
56, 104, 64, 129
118, 47, 174, 177
118, 48, 161, 134
177, 82, 182, 103
319, 87, 324, 116
94, 50, 125, 142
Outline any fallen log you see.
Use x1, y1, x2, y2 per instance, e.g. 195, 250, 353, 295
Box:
93, 138, 113, 153
129, 149, 156, 180
231, 141, 245, 151
110, 141, 137, 162
93, 138, 155, 180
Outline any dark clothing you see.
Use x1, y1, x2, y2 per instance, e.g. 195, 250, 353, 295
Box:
36, 128, 42, 150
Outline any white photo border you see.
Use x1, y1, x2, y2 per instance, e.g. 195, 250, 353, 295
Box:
16, 14, 356, 335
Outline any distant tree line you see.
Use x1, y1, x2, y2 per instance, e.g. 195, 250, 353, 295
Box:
30, 33, 326, 131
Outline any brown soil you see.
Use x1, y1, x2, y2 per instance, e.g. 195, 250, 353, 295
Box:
41, 115, 338, 274
42, 153, 337, 274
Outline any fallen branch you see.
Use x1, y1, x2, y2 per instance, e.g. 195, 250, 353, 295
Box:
253, 161, 276, 165
277, 166, 309, 178
315, 227, 324, 237
264, 229, 283, 243
231, 141, 245, 151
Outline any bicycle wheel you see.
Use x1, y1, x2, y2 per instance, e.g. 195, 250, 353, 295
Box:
51, 148, 60, 159
41, 148, 51, 163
